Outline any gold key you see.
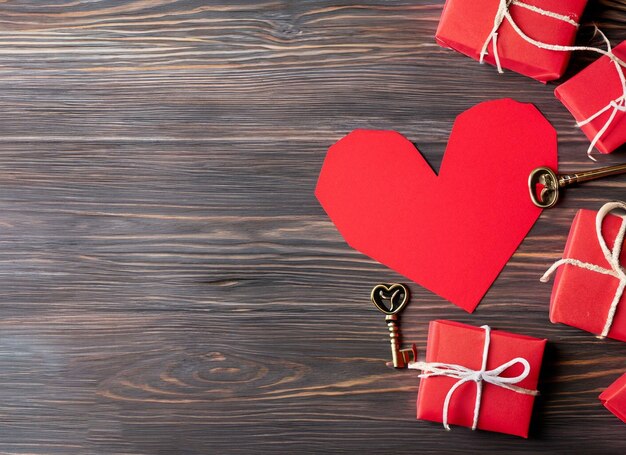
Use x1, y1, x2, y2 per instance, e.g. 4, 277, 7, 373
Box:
370, 283, 417, 368
529, 163, 626, 209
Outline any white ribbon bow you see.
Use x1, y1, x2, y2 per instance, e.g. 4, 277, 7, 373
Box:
409, 325, 538, 431
541, 201, 626, 338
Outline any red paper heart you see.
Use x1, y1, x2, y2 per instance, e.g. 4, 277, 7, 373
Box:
315, 99, 557, 312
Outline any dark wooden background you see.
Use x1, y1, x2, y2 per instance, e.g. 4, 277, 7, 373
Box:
0, 0, 625, 453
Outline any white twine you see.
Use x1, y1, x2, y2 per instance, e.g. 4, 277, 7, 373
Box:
479, 0, 626, 160
409, 325, 538, 431
541, 201, 626, 338
575, 31, 626, 159
479, 0, 579, 74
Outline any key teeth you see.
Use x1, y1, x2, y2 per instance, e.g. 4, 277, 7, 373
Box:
401, 344, 418, 365
385, 344, 417, 369
387, 345, 418, 369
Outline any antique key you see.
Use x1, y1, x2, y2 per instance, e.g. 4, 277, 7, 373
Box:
370, 283, 417, 368
529, 163, 626, 209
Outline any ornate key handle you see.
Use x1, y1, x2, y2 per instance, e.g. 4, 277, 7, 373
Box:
529, 164, 626, 209
528, 167, 560, 209
370, 283, 417, 368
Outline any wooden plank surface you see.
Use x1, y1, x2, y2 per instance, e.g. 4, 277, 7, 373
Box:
0, 0, 624, 453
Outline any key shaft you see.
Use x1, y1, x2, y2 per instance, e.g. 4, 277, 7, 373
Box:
385, 314, 417, 369
558, 163, 626, 188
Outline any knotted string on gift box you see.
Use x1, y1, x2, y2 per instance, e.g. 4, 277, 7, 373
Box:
480, 0, 626, 160
575, 32, 626, 157
541, 201, 626, 339
408, 325, 538, 431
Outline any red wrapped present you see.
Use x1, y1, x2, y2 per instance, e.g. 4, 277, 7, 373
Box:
409, 320, 546, 437
554, 40, 626, 156
541, 201, 626, 342
435, 0, 587, 82
600, 373, 626, 423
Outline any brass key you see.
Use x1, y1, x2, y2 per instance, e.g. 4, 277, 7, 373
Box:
529, 164, 626, 209
370, 283, 417, 368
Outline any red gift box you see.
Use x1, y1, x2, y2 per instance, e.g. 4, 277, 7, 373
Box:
412, 320, 546, 437
554, 41, 626, 155
600, 373, 626, 423
542, 202, 626, 342
436, 0, 587, 82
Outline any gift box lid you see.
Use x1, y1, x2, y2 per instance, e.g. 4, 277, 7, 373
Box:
554, 41, 626, 154
600, 373, 626, 423
549, 208, 626, 341
436, 0, 587, 82
416, 320, 546, 437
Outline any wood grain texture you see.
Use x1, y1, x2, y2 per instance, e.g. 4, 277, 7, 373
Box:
0, 0, 624, 453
